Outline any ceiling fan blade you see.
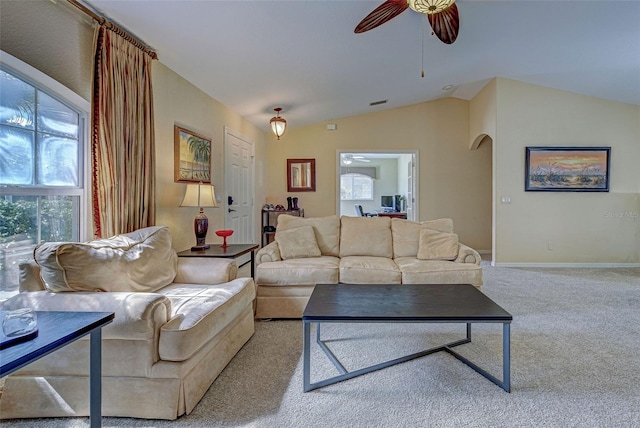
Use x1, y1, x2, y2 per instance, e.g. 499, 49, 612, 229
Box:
355, 0, 409, 34
428, 3, 460, 44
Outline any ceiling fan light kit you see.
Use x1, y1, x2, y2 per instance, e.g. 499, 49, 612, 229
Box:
342, 154, 371, 165
408, 0, 455, 15
355, 0, 459, 45
270, 107, 287, 140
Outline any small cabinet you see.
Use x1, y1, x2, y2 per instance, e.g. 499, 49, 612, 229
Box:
261, 208, 304, 247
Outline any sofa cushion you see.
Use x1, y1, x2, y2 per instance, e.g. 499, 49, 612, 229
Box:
339, 216, 393, 258
34, 226, 177, 293
256, 256, 340, 286
391, 218, 454, 258
276, 214, 340, 257
339, 256, 401, 284
157, 277, 255, 361
394, 257, 483, 287
417, 228, 459, 261
276, 225, 322, 260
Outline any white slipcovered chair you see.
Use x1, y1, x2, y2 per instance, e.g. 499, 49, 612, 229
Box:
0, 226, 255, 420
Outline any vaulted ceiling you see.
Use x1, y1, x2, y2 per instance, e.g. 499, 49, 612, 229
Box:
89, 0, 640, 132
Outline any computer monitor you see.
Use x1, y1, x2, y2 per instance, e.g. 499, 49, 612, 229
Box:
381, 195, 396, 212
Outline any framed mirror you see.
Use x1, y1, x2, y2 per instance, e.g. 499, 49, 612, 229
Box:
287, 158, 316, 192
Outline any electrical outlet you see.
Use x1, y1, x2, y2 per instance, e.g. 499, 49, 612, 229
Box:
547, 242, 553, 250
500, 196, 512, 204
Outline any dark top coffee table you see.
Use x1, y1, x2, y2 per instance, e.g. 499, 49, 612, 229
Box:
1, 311, 114, 427
302, 284, 512, 392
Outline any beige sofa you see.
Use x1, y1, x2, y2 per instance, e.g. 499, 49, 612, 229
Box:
255, 215, 482, 319
0, 226, 255, 420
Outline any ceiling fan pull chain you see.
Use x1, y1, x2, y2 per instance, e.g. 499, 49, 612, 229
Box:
421, 15, 427, 78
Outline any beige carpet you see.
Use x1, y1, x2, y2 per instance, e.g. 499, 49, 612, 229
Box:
3, 262, 640, 427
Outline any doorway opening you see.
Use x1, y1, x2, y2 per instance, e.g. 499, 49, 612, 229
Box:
336, 150, 418, 220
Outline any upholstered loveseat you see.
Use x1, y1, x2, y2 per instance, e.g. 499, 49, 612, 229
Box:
255, 215, 482, 319
0, 226, 255, 420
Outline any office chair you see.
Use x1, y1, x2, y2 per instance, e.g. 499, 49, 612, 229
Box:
355, 205, 377, 217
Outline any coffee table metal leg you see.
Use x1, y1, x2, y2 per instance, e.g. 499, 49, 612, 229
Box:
303, 321, 311, 392
503, 322, 511, 393
89, 328, 102, 428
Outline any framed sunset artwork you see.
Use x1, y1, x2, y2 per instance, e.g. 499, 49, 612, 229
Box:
525, 147, 610, 192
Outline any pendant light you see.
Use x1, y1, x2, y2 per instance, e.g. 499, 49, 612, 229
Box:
270, 107, 287, 140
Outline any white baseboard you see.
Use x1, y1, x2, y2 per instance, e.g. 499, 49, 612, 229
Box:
493, 262, 640, 268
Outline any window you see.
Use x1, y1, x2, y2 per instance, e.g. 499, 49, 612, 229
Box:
0, 53, 88, 300
341, 173, 373, 200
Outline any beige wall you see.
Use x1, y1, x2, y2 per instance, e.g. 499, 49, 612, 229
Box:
469, 79, 498, 258
491, 78, 640, 264
266, 98, 493, 250
153, 62, 266, 251
0, 0, 93, 101
1, 0, 267, 252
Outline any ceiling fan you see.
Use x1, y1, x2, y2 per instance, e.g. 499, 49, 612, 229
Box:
355, 0, 459, 45
342, 154, 371, 165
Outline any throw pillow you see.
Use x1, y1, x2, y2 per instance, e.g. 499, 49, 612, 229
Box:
276, 225, 322, 260
417, 228, 459, 261
276, 214, 340, 256
35, 226, 177, 293
391, 218, 454, 258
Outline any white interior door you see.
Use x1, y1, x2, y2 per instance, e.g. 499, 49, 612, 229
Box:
224, 127, 254, 264
406, 159, 414, 220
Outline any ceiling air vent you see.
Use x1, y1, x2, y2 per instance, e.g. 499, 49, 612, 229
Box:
369, 99, 388, 106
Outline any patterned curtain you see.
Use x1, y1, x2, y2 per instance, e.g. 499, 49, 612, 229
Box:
91, 24, 155, 238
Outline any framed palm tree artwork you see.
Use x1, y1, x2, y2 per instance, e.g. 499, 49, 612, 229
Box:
174, 125, 212, 183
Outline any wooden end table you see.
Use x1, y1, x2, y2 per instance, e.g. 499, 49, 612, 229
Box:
177, 244, 259, 277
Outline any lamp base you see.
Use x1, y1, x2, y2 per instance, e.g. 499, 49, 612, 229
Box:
192, 210, 210, 251
190, 244, 210, 251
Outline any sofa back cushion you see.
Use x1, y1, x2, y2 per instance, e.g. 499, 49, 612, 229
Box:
276, 214, 340, 256
391, 218, 454, 258
339, 216, 393, 258
35, 226, 177, 293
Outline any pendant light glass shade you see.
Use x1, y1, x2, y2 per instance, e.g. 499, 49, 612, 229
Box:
408, 0, 455, 15
270, 107, 287, 140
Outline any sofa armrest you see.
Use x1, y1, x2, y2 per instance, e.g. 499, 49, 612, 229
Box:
255, 241, 281, 266
19, 260, 46, 292
174, 257, 238, 284
0, 291, 171, 342
455, 243, 482, 265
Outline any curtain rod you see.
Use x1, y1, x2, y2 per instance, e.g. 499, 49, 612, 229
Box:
66, 0, 158, 60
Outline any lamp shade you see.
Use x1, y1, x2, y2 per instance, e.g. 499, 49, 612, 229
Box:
270, 107, 286, 140
408, 0, 455, 14
180, 183, 218, 208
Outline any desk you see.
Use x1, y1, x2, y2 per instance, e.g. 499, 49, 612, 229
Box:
0, 311, 114, 427
377, 212, 407, 219
177, 244, 259, 277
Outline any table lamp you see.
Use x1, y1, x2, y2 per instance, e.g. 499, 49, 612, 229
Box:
180, 182, 218, 250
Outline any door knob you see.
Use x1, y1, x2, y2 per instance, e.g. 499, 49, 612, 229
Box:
228, 208, 236, 213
